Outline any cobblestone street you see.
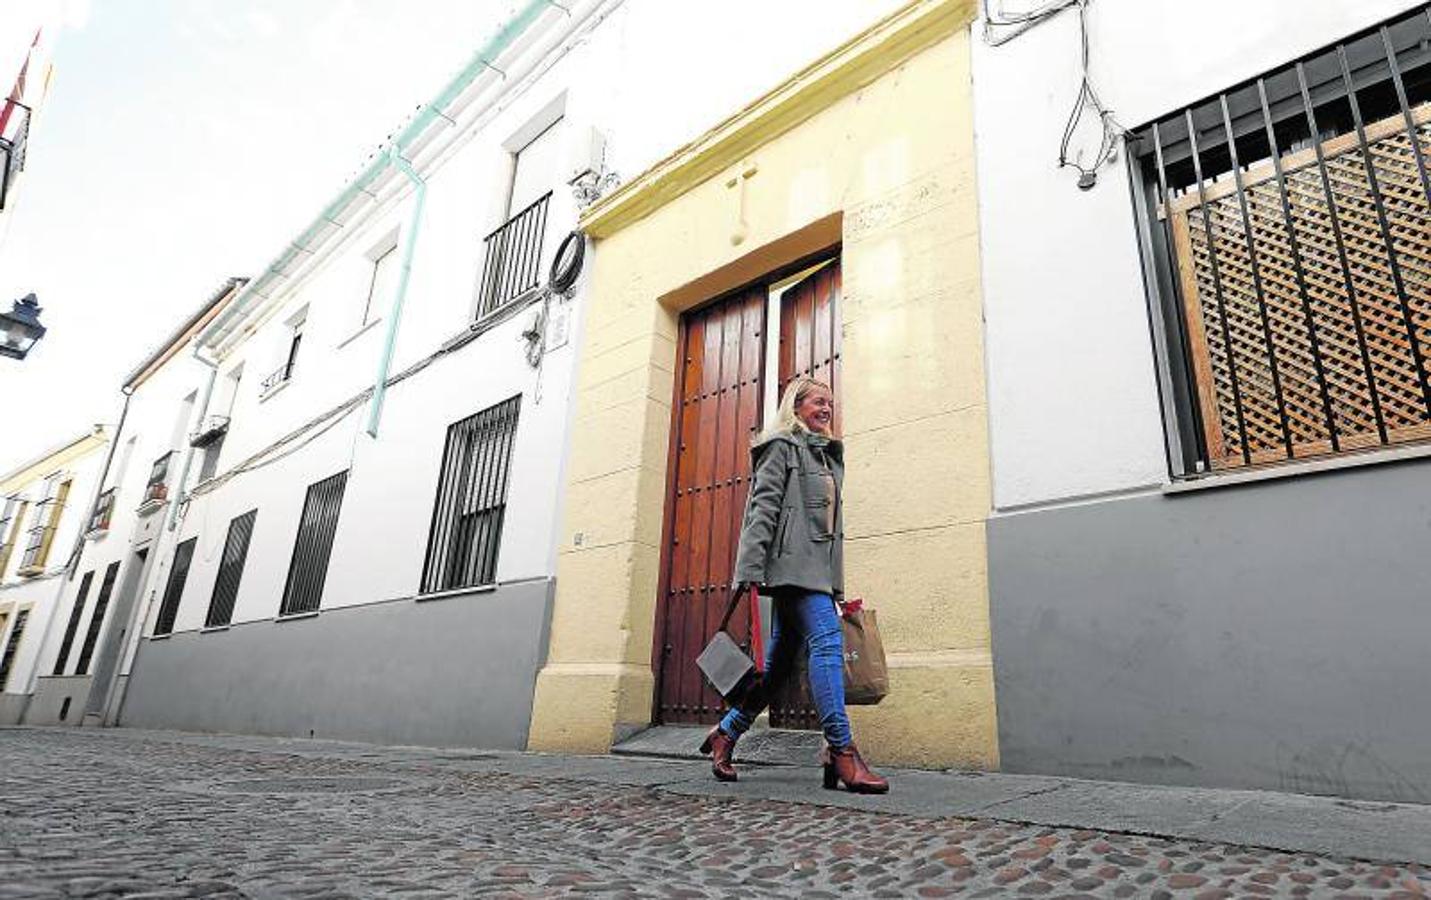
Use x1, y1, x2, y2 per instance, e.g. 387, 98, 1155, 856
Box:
1, 728, 1428, 898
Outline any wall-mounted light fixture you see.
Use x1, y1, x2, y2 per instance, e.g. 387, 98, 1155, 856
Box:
0, 293, 47, 360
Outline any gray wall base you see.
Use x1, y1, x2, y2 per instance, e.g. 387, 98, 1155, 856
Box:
0, 692, 28, 725
24, 676, 91, 725
119, 579, 554, 750
989, 459, 1431, 804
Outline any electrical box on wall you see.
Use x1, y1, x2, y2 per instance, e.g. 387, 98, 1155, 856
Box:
544, 303, 572, 352
565, 125, 608, 185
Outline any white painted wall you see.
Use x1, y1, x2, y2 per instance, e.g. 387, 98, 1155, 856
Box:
38, 342, 220, 685
974, 0, 1425, 509
0, 431, 109, 697
143, 0, 909, 637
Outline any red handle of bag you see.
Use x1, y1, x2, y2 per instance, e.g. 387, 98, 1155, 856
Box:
749, 586, 764, 673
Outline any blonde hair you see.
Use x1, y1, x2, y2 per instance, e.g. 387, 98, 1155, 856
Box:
757, 375, 832, 444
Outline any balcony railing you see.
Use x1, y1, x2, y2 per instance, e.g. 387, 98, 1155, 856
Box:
189, 414, 230, 448
88, 488, 116, 535
260, 361, 293, 396
0, 100, 30, 211
476, 191, 551, 319
140, 452, 172, 510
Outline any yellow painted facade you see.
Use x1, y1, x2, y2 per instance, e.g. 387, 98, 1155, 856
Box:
527, 0, 997, 769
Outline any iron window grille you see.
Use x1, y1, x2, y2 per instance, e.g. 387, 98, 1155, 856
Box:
205, 510, 256, 628
143, 453, 172, 505
153, 538, 196, 637
476, 192, 552, 319
279, 470, 348, 616
74, 561, 120, 675
1131, 5, 1431, 477
0, 497, 24, 576
18, 477, 70, 574
0, 608, 29, 690
53, 570, 94, 675
88, 488, 116, 534
420, 396, 521, 594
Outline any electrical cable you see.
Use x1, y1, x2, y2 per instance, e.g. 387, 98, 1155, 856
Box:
983, 0, 1128, 190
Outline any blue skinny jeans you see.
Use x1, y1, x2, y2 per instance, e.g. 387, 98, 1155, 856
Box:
718, 590, 852, 749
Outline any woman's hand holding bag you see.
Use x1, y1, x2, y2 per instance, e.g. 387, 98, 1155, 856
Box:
837, 596, 889, 705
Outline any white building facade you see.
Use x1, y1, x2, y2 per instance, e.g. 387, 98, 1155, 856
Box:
0, 426, 108, 724
112, 0, 908, 749
976, 0, 1431, 801
23, 279, 245, 728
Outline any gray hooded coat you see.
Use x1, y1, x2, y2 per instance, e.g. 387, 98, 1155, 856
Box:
732, 429, 844, 597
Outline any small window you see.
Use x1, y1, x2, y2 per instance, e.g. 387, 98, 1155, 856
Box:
53, 570, 94, 675
361, 239, 399, 328
0, 496, 26, 576
199, 366, 242, 483
74, 561, 120, 674
509, 118, 563, 217
0, 608, 30, 690
88, 488, 117, 534
280, 470, 348, 616
206, 510, 256, 628
18, 475, 70, 574
476, 116, 563, 319
153, 538, 197, 637
420, 396, 520, 593
262, 308, 307, 396
143, 453, 172, 506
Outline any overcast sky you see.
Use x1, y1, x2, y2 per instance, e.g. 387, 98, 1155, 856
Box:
0, 0, 517, 468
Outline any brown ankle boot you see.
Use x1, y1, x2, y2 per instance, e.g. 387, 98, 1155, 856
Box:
821, 743, 888, 794
698, 726, 738, 782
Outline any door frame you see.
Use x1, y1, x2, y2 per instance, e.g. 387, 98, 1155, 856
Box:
649, 245, 841, 726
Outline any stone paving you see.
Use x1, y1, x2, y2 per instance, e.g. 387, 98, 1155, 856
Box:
1, 728, 1429, 898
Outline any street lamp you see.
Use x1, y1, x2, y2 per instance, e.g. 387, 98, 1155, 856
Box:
0, 293, 46, 360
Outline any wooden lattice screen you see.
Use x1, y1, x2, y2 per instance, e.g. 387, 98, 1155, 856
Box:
1165, 105, 1431, 469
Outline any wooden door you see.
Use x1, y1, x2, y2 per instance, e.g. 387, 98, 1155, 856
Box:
651, 259, 841, 728
769, 259, 841, 729
653, 287, 767, 724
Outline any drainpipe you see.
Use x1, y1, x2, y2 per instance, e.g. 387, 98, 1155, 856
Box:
194, 0, 560, 359
65, 389, 132, 578
94, 349, 219, 726
166, 351, 220, 532
16, 394, 133, 711
366, 148, 427, 438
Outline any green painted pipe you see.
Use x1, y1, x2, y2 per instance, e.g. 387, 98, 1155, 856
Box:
196, 0, 557, 354
366, 148, 426, 437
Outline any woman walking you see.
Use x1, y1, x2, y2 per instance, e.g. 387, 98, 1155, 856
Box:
698, 376, 888, 793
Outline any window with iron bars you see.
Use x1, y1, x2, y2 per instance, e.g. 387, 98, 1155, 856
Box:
144, 453, 172, 505
420, 396, 520, 594
0, 497, 25, 577
206, 510, 256, 628
153, 538, 196, 637
88, 487, 116, 534
75, 561, 120, 674
279, 470, 348, 616
18, 476, 70, 573
53, 570, 93, 675
1131, 6, 1431, 477
0, 608, 29, 691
